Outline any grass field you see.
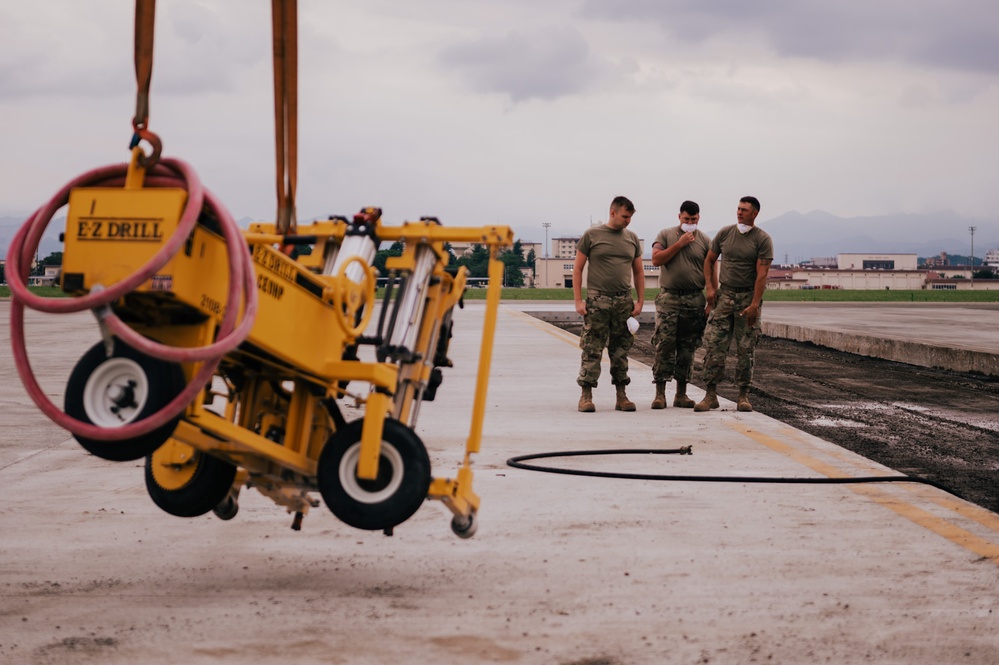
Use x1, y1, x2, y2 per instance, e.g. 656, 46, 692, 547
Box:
459, 287, 999, 302
3, 285, 997, 303
0, 285, 65, 299
740, 288, 999, 302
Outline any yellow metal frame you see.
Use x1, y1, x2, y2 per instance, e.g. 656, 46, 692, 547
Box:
61, 173, 513, 534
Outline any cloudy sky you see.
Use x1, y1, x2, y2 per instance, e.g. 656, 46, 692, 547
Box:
1, 0, 997, 244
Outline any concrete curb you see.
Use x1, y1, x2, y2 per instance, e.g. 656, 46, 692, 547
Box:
761, 320, 999, 376
524, 308, 999, 377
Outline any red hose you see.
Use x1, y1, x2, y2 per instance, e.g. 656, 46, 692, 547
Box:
6, 158, 258, 441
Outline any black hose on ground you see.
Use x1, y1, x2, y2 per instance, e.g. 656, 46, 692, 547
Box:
505, 448, 967, 501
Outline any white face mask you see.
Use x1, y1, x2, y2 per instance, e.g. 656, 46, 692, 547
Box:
737, 223, 753, 235
680, 223, 698, 233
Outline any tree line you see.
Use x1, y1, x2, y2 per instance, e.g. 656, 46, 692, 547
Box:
374, 240, 534, 287
23, 245, 539, 287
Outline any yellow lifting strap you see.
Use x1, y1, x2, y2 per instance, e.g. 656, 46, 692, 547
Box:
271, 0, 298, 236
132, 0, 155, 131
129, 0, 162, 169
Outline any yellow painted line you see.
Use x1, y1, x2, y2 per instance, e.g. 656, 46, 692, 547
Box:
503, 308, 652, 370
503, 308, 580, 345
777, 426, 999, 536
852, 485, 999, 563
735, 423, 853, 478
731, 422, 999, 565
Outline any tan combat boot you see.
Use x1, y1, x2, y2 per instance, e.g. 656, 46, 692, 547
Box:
673, 380, 695, 408
578, 386, 595, 413
694, 384, 719, 412
737, 387, 753, 412
651, 382, 667, 410
615, 385, 636, 412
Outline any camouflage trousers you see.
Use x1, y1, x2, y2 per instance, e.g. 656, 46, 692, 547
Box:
652, 290, 707, 384
577, 293, 634, 388
701, 289, 761, 388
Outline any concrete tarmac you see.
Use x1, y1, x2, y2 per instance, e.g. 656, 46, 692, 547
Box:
762, 301, 999, 375
1, 300, 998, 664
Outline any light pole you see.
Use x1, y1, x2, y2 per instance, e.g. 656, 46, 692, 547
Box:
970, 226, 977, 288
541, 222, 551, 289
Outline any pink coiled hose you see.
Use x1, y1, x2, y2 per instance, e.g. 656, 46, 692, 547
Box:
6, 157, 258, 441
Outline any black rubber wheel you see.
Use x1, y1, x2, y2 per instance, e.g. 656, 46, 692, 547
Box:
212, 495, 239, 521
451, 512, 478, 539
64, 340, 186, 461
145, 442, 237, 518
317, 418, 431, 531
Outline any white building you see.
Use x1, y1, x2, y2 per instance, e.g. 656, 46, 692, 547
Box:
550, 236, 581, 259
776, 269, 927, 290
27, 264, 61, 287
532, 255, 656, 290
837, 253, 918, 271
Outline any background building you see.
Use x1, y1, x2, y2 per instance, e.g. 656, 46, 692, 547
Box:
763, 252, 998, 291
550, 236, 581, 259
531, 235, 649, 289
837, 253, 918, 270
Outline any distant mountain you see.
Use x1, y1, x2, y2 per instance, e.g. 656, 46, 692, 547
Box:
756, 210, 998, 264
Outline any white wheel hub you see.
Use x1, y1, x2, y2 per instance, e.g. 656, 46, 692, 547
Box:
339, 442, 404, 504
82, 357, 150, 427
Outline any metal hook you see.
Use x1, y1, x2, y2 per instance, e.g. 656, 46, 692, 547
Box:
129, 125, 162, 169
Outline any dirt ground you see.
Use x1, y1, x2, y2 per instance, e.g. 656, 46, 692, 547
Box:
554, 320, 999, 515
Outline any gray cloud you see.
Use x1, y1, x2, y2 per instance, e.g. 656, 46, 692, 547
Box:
580, 0, 999, 75
0, 3, 267, 102
0, 4, 132, 99
438, 25, 611, 102
154, 3, 267, 96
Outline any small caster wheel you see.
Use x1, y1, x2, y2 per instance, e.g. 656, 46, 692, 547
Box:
451, 512, 478, 539
212, 495, 239, 521
145, 440, 237, 518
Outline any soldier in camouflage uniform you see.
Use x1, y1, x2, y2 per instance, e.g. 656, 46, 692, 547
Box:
696, 196, 774, 413
573, 196, 644, 412
650, 200, 710, 409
